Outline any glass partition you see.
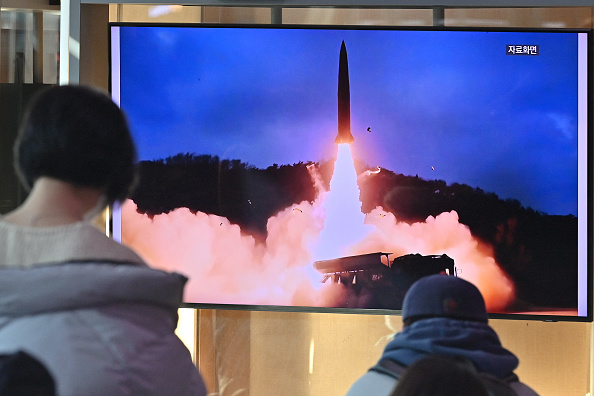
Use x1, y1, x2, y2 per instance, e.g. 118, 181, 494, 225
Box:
0, 8, 59, 84
110, 5, 593, 28
0, 5, 59, 214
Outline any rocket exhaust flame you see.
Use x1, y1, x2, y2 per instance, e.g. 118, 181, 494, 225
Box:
314, 144, 373, 261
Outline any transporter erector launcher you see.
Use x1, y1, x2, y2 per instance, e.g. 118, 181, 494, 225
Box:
335, 41, 355, 144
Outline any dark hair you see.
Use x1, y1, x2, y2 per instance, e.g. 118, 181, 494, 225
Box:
0, 350, 55, 396
390, 355, 489, 396
13, 84, 137, 205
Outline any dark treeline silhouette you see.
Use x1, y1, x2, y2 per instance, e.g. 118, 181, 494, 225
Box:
131, 153, 318, 239
131, 154, 577, 310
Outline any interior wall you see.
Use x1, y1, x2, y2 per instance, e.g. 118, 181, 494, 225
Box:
445, 7, 593, 27
195, 309, 591, 396
490, 319, 592, 395
76, 4, 594, 396
80, 5, 109, 91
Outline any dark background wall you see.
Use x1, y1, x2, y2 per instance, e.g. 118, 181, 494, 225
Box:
0, 83, 50, 214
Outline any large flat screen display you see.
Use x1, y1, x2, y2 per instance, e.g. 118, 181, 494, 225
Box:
110, 24, 592, 321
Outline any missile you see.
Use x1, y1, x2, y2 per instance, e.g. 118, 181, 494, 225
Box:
335, 41, 355, 144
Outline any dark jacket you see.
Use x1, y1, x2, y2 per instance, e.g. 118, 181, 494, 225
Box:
346, 317, 539, 396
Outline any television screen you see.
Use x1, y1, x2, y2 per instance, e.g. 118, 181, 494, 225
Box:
110, 23, 592, 321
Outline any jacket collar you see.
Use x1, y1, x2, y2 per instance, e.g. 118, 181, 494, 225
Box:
380, 317, 519, 378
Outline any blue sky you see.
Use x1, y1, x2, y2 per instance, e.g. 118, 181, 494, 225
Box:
116, 25, 584, 216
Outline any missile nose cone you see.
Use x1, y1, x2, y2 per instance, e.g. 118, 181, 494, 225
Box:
336, 40, 353, 145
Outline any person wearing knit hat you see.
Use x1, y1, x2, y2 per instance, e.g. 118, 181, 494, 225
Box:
345, 274, 540, 396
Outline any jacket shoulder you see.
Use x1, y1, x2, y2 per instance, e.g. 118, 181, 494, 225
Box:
509, 381, 540, 396
345, 370, 398, 396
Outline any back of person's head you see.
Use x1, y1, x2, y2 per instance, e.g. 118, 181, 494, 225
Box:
0, 351, 55, 396
390, 355, 488, 396
402, 274, 488, 326
14, 84, 137, 205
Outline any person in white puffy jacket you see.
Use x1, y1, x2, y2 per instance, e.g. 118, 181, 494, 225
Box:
0, 85, 207, 396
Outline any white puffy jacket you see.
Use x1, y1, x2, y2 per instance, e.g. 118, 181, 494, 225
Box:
0, 262, 207, 396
